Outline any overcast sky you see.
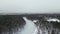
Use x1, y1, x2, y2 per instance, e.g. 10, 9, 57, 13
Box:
0, 0, 60, 14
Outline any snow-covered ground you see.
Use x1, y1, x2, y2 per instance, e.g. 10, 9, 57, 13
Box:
32, 20, 38, 23
19, 17, 38, 34
13, 17, 60, 34
47, 18, 60, 22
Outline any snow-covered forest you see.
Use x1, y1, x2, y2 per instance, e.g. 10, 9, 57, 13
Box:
0, 14, 60, 34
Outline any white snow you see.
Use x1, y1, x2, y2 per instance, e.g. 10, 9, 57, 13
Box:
47, 18, 60, 22
19, 17, 37, 34
32, 20, 38, 23
33, 27, 38, 34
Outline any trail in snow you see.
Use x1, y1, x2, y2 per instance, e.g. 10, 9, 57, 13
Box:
19, 17, 38, 34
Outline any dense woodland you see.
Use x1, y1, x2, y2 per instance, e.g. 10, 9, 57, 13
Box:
0, 15, 26, 34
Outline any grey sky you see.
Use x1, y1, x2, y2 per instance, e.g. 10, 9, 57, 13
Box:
0, 0, 60, 13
